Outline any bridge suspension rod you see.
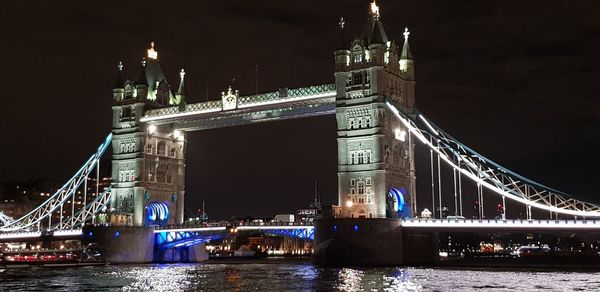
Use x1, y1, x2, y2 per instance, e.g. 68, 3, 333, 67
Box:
386, 100, 600, 219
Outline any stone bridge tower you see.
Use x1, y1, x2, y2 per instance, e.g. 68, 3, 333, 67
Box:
110, 43, 186, 226
335, 1, 416, 219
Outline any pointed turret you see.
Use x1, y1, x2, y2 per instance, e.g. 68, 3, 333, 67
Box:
401, 28, 412, 60
140, 42, 174, 104
175, 68, 187, 110
337, 17, 348, 50
136, 58, 148, 85
113, 61, 125, 101
366, 0, 388, 45
114, 61, 125, 89
400, 27, 414, 80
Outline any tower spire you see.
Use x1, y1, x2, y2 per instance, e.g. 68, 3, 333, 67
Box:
135, 58, 148, 85
337, 17, 348, 50
401, 27, 412, 60
369, 0, 380, 20
147, 41, 158, 60
114, 61, 125, 89
400, 27, 414, 80
367, 0, 387, 44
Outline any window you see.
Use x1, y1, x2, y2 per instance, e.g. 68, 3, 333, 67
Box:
365, 116, 372, 127
358, 152, 364, 164
156, 164, 167, 183
350, 178, 356, 186
359, 198, 364, 204
353, 52, 362, 63
358, 184, 365, 194
146, 144, 153, 154
121, 107, 130, 118
166, 174, 173, 184
169, 148, 176, 157
157, 141, 166, 156
346, 74, 352, 86
353, 72, 363, 86
350, 188, 356, 195
366, 177, 372, 185
348, 117, 355, 129
119, 170, 135, 182
357, 117, 363, 129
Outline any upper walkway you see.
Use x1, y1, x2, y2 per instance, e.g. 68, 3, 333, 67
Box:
141, 84, 336, 131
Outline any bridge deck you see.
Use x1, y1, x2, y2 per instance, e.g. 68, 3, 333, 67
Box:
141, 84, 336, 131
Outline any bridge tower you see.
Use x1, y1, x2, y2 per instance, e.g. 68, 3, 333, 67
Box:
110, 43, 186, 226
334, 1, 416, 219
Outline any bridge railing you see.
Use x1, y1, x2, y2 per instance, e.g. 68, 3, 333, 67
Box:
401, 218, 600, 228
141, 84, 336, 122
154, 221, 313, 231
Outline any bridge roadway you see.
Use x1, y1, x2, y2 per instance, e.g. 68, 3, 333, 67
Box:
4, 219, 600, 243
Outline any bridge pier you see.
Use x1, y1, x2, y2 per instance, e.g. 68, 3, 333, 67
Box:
83, 226, 155, 264
82, 226, 209, 264
312, 218, 438, 266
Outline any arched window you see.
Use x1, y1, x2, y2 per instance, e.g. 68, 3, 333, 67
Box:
348, 118, 355, 129
157, 141, 166, 156
349, 153, 355, 164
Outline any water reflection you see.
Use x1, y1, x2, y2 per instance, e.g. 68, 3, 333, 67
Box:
335, 268, 364, 291
2, 260, 600, 291
118, 264, 197, 291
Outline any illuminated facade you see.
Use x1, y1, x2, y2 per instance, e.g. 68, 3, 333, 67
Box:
111, 47, 186, 226
334, 2, 416, 218
109, 2, 416, 225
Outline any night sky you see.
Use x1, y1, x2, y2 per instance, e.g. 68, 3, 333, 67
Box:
0, 1, 598, 220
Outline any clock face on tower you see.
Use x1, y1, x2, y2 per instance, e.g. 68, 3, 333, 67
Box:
222, 86, 238, 110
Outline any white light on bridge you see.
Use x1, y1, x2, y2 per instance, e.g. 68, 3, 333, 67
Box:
173, 130, 184, 141
148, 124, 157, 135
394, 128, 407, 142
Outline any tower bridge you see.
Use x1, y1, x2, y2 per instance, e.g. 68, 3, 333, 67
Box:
1, 1, 599, 265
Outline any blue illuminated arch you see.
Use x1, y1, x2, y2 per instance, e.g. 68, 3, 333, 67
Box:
388, 188, 407, 213
146, 202, 170, 224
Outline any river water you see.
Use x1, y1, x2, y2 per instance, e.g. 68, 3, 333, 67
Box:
1, 259, 599, 291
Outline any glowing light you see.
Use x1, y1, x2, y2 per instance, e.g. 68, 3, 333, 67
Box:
354, 225, 359, 231
370, 0, 380, 18
173, 129, 184, 141
400, 60, 408, 71
394, 128, 407, 141
147, 41, 158, 60
418, 114, 439, 135
148, 124, 157, 134
346, 200, 353, 208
